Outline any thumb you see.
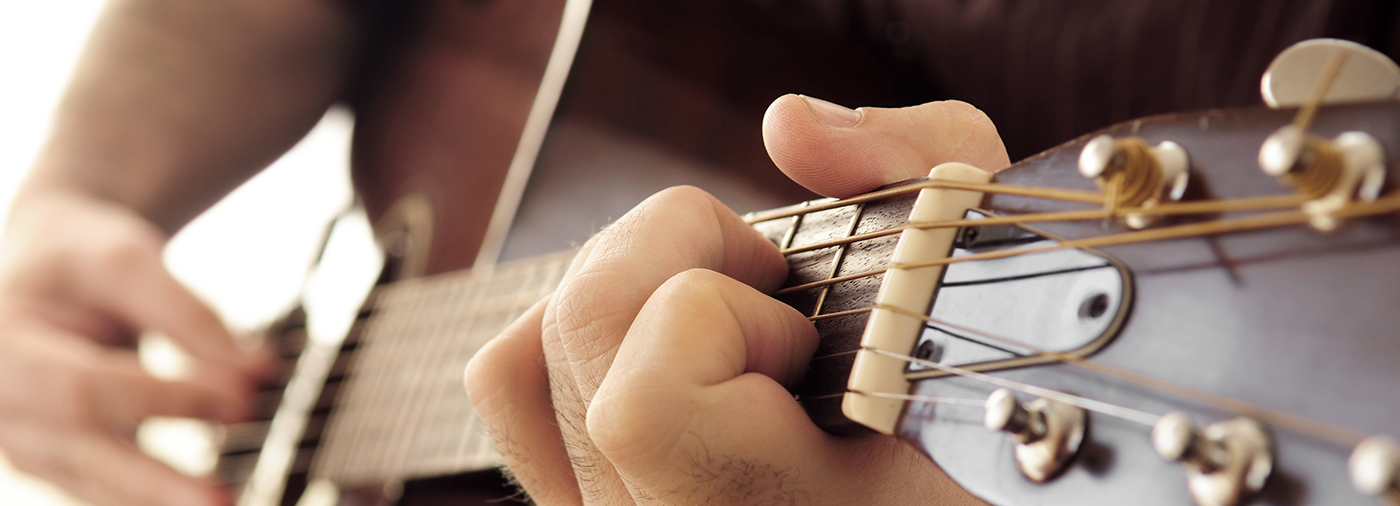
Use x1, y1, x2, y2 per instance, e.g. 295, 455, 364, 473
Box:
762, 94, 1010, 197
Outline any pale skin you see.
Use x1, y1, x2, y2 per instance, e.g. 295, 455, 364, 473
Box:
1, 0, 355, 505
465, 94, 1010, 505
4, 0, 1012, 504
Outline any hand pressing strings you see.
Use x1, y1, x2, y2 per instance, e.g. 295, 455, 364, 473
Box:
466, 95, 1007, 505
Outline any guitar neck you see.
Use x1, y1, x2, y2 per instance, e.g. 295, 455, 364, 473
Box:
284, 191, 914, 489
312, 251, 574, 485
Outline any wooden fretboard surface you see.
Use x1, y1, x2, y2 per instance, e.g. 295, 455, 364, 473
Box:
750, 189, 915, 435
311, 252, 572, 486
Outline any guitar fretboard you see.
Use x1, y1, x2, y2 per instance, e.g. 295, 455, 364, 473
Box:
311, 252, 572, 485
276, 189, 917, 489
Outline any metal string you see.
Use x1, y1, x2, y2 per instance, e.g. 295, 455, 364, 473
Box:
780, 193, 1307, 256
875, 303, 1371, 447
775, 195, 1400, 296
865, 348, 1162, 426
772, 176, 1400, 446
858, 391, 987, 408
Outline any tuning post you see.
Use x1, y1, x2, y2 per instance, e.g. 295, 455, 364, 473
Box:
1258, 125, 1386, 232
1350, 435, 1400, 501
1079, 134, 1190, 229
1153, 412, 1273, 506
983, 388, 1086, 483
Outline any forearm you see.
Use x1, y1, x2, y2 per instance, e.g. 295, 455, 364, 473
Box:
19, 0, 358, 232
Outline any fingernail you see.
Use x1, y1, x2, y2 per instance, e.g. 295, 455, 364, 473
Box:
801, 95, 862, 128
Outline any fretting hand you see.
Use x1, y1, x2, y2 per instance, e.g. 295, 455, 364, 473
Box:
466, 95, 1008, 504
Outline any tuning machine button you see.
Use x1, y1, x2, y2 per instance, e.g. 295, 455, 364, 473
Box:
1261, 38, 1400, 108
1078, 134, 1190, 229
983, 388, 1086, 483
1350, 435, 1400, 500
1153, 412, 1273, 506
1258, 126, 1386, 232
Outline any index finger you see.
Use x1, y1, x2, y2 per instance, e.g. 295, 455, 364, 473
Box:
550, 185, 788, 404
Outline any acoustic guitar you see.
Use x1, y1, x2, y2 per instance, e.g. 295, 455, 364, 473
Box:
211, 1, 1400, 505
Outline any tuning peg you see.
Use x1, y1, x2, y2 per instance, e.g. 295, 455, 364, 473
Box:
1152, 412, 1273, 506
985, 389, 1044, 442
983, 388, 1086, 483
1258, 126, 1385, 232
1078, 134, 1190, 229
1261, 38, 1400, 108
1349, 435, 1400, 499
1153, 412, 1231, 472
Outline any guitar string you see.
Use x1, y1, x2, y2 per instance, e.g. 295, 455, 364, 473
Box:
779, 193, 1307, 256
775, 194, 1400, 296
796, 232, 1378, 446
746, 178, 1309, 229
858, 392, 987, 408
1293, 49, 1349, 133
849, 60, 1371, 446
861, 348, 1162, 426
873, 303, 1370, 447
744, 180, 1106, 225
773, 185, 1398, 446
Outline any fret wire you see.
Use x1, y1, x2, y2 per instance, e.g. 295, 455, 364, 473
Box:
874, 303, 1371, 447
812, 203, 865, 318
869, 348, 1161, 425
778, 201, 808, 251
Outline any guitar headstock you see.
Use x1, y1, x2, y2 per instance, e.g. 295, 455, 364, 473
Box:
752, 40, 1400, 506
894, 100, 1400, 506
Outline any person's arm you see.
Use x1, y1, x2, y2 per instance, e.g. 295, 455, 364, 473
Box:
465, 95, 1008, 504
21, 0, 358, 228
0, 1, 358, 505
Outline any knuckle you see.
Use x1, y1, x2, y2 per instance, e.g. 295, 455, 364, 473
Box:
938, 100, 999, 135
551, 269, 627, 353
462, 339, 512, 405
585, 377, 669, 464
95, 230, 159, 272
650, 268, 727, 308
649, 184, 714, 206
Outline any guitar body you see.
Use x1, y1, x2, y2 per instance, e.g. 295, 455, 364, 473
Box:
348, 0, 565, 278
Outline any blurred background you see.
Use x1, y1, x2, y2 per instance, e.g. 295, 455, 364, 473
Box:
0, 3, 371, 504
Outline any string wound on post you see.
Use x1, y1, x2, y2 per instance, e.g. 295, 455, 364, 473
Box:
1078, 134, 1190, 229
983, 388, 1087, 483
1152, 412, 1273, 506
1258, 125, 1385, 232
